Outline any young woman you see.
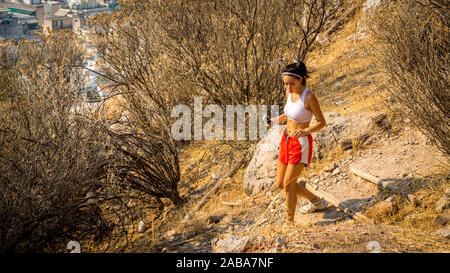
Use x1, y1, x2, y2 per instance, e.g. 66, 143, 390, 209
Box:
268, 60, 328, 223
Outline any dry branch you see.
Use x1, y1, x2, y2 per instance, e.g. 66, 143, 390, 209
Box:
349, 167, 416, 201
304, 183, 372, 223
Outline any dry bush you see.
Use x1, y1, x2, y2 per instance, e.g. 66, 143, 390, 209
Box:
150, 0, 289, 107
368, 1, 450, 156
89, 2, 184, 206
90, 0, 340, 154
0, 30, 182, 252
0, 32, 116, 252
150, 0, 339, 107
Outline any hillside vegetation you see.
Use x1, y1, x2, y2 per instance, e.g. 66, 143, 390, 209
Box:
0, 0, 448, 253
128, 1, 449, 253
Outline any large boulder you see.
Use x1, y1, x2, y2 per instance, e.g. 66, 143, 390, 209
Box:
243, 125, 285, 196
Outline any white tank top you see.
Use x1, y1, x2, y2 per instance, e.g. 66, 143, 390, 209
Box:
284, 88, 313, 123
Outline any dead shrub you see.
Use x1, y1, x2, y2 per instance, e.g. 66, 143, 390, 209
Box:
368, 1, 450, 156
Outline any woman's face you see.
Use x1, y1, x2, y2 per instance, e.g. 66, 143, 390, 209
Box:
283, 75, 302, 94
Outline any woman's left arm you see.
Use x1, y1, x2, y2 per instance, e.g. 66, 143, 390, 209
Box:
301, 92, 326, 136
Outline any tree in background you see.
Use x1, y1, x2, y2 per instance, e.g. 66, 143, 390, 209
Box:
89, 1, 184, 206
149, 0, 339, 107
283, 0, 340, 62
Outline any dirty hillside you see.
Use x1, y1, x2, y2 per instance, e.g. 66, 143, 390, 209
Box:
130, 1, 450, 253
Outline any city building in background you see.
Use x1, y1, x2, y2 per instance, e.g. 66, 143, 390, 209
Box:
0, 0, 118, 38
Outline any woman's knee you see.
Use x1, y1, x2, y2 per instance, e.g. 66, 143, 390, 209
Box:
283, 180, 296, 192
275, 176, 284, 189
277, 183, 284, 190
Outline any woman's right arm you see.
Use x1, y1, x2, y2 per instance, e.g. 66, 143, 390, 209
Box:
271, 113, 286, 125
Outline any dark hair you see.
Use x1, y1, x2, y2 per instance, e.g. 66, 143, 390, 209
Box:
282, 60, 310, 86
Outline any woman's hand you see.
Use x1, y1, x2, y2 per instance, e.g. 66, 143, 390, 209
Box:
267, 117, 278, 129
292, 128, 311, 138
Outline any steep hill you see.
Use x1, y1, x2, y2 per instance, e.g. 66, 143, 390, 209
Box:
130, 1, 449, 253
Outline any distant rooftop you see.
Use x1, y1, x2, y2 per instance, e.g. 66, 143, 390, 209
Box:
6, 7, 36, 16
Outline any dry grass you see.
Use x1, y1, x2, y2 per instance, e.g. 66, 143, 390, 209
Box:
366, 166, 450, 233
307, 5, 384, 116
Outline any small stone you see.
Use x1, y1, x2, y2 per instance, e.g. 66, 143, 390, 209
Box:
433, 214, 450, 226
332, 167, 341, 175
213, 236, 249, 253
324, 163, 338, 172
166, 230, 176, 237
441, 229, 450, 239
207, 216, 221, 225
375, 198, 396, 215
313, 243, 320, 249
276, 237, 286, 248
86, 191, 96, 204
138, 220, 146, 233
211, 173, 220, 179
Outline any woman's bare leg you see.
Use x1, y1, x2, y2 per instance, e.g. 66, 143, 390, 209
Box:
283, 163, 304, 221
283, 163, 320, 221
293, 179, 320, 202
275, 160, 288, 190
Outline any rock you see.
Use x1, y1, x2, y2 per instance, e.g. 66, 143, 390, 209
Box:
375, 197, 396, 215
436, 188, 450, 213
433, 214, 450, 226
207, 215, 221, 225
161, 246, 179, 253
313, 243, 320, 249
86, 191, 96, 205
324, 162, 338, 172
441, 228, 450, 239
166, 229, 176, 237
138, 220, 146, 233
243, 126, 285, 196
211, 173, 220, 179
275, 237, 286, 248
332, 167, 341, 176
213, 236, 249, 253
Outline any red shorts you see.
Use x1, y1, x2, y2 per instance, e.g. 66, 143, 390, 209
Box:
279, 132, 313, 166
